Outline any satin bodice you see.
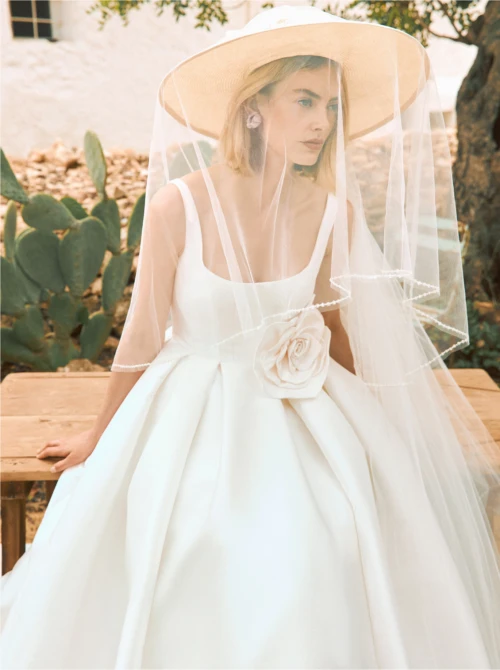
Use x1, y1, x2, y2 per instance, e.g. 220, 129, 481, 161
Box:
165, 178, 336, 361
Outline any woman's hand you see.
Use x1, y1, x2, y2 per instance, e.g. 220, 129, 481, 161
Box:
35, 368, 146, 476
36, 428, 98, 474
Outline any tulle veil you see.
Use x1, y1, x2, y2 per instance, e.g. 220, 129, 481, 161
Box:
109, 5, 500, 661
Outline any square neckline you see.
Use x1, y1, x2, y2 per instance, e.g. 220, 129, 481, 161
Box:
173, 177, 336, 287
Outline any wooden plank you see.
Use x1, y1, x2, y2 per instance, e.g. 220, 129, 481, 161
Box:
1, 458, 60, 482
1, 369, 499, 485
431, 371, 499, 439
1, 416, 97, 457
2, 372, 110, 379
1, 372, 109, 416
455, 390, 500, 443
434, 368, 499, 392
447, 368, 499, 392
1, 482, 33, 572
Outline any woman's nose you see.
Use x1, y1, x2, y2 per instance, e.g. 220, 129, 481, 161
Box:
313, 106, 332, 131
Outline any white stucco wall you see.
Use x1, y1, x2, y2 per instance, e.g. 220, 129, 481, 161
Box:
1, 0, 485, 157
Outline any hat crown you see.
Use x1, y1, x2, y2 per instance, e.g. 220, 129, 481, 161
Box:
220, 5, 343, 44
159, 4, 428, 143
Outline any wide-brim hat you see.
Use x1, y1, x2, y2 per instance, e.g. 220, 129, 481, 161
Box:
158, 4, 430, 141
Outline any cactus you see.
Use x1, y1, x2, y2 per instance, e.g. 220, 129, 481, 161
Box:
102, 251, 134, 312
11, 305, 46, 350
0, 149, 29, 204
127, 193, 146, 249
91, 198, 121, 254
60, 197, 89, 220
3, 201, 17, 260
47, 292, 80, 336
15, 229, 67, 293
0, 327, 47, 368
84, 131, 107, 199
1, 257, 26, 315
80, 311, 114, 361
169, 140, 214, 179
0, 133, 146, 371
58, 217, 107, 296
22, 193, 74, 232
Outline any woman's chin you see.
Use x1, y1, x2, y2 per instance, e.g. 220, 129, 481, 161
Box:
294, 154, 320, 167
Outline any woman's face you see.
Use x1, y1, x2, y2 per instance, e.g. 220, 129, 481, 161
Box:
256, 65, 339, 167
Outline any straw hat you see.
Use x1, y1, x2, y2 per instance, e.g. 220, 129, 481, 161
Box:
158, 4, 430, 141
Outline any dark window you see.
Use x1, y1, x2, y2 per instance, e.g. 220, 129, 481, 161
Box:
9, 0, 53, 40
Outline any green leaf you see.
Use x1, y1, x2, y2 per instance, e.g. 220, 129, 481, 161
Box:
1, 257, 27, 315
80, 311, 114, 361
168, 141, 214, 179
127, 193, 145, 249
1, 327, 38, 365
59, 217, 107, 296
0, 149, 29, 204
3, 201, 18, 260
91, 198, 121, 254
47, 338, 79, 369
22, 194, 75, 232
102, 251, 134, 312
61, 196, 89, 220
47, 292, 79, 336
12, 305, 45, 350
15, 229, 66, 293
84, 130, 107, 198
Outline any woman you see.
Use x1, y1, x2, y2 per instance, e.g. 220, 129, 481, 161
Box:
2, 5, 500, 668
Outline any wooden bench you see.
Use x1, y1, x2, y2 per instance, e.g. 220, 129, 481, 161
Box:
1, 368, 499, 575
1, 371, 109, 574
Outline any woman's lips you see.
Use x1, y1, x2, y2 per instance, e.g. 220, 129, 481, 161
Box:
302, 141, 323, 150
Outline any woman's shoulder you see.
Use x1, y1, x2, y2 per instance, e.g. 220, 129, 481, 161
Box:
149, 181, 188, 223
179, 164, 224, 190
145, 181, 189, 257
177, 164, 229, 218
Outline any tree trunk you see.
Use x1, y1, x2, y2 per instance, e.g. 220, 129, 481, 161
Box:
453, 0, 500, 303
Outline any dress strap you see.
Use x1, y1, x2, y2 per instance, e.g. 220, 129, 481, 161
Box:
169, 178, 243, 280
169, 178, 204, 257
169, 178, 198, 224
170, 178, 336, 280
310, 193, 337, 270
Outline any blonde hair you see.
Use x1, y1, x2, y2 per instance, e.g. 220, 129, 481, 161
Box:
217, 55, 349, 191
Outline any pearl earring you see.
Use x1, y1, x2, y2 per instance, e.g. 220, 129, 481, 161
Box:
246, 111, 262, 129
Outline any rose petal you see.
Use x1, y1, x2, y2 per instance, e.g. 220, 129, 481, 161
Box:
253, 306, 331, 399
291, 339, 321, 371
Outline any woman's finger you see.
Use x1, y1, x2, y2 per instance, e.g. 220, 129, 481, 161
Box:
50, 456, 73, 473
36, 445, 69, 459
42, 440, 61, 448
37, 440, 61, 455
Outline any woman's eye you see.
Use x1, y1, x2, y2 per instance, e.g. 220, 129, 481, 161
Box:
298, 98, 337, 112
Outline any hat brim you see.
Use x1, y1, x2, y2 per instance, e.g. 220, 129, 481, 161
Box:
158, 20, 430, 141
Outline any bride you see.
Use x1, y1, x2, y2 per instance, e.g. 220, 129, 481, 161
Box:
2, 5, 500, 668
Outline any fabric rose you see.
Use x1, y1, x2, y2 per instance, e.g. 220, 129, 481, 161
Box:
253, 307, 331, 399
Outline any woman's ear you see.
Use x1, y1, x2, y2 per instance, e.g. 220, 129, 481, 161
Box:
245, 96, 261, 116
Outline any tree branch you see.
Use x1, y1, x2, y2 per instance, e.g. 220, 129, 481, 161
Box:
428, 28, 463, 42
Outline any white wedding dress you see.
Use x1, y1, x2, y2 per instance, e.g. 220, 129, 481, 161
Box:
0, 179, 497, 669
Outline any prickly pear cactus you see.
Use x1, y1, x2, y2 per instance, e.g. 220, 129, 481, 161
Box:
168, 140, 214, 179
0, 137, 145, 371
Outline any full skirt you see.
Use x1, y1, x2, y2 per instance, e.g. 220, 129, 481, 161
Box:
0, 343, 496, 669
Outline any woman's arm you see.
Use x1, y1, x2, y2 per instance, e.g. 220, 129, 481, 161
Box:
323, 308, 356, 375
315, 199, 356, 374
88, 369, 145, 443
37, 184, 186, 473
110, 183, 185, 372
